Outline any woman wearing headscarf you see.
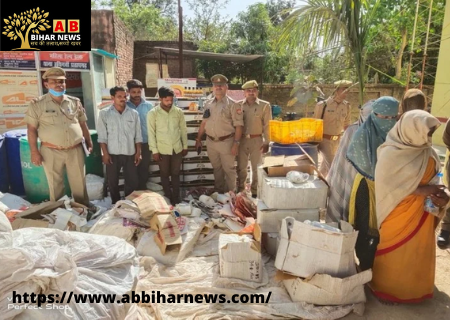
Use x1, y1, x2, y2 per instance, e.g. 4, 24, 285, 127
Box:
371, 110, 449, 303
326, 100, 375, 222
346, 96, 399, 271
400, 88, 427, 114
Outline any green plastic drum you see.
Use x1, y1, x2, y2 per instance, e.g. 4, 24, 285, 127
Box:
19, 137, 71, 203
86, 130, 103, 177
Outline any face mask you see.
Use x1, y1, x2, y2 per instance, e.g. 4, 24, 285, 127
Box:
49, 89, 66, 97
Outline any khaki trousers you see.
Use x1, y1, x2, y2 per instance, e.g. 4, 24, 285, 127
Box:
237, 137, 263, 194
206, 137, 236, 193
441, 152, 450, 232
318, 138, 340, 177
441, 208, 450, 232
41, 145, 89, 206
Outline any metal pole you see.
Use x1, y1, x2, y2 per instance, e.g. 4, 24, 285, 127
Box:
158, 48, 163, 78
178, 0, 183, 78
406, 0, 421, 90
420, 0, 434, 89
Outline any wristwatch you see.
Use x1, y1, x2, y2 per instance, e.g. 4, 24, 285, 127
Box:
234, 140, 240, 144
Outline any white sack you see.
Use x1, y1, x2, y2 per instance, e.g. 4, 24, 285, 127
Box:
0, 227, 138, 320
86, 174, 104, 201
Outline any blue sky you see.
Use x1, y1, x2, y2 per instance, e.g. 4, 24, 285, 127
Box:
182, 0, 293, 19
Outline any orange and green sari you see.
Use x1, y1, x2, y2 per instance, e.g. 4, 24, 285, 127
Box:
370, 158, 438, 303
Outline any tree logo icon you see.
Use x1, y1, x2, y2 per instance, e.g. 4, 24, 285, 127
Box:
2, 7, 51, 50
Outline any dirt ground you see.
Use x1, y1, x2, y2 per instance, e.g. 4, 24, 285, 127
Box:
343, 241, 450, 320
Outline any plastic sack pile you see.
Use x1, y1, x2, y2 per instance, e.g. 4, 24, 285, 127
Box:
0, 212, 139, 320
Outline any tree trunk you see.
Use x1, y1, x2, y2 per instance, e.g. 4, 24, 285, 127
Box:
395, 29, 408, 79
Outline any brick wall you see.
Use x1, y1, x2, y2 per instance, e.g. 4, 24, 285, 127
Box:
91, 10, 114, 54
134, 41, 197, 96
91, 10, 134, 86
113, 15, 134, 86
261, 84, 434, 121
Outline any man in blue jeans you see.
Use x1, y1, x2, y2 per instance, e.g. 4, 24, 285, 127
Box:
126, 79, 153, 190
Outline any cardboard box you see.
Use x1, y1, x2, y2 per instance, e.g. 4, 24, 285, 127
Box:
219, 224, 262, 282
258, 167, 328, 209
126, 191, 172, 218
257, 200, 319, 232
11, 218, 50, 230
261, 232, 279, 257
279, 269, 372, 305
275, 217, 358, 278
261, 155, 314, 177
15, 200, 87, 220
150, 214, 182, 254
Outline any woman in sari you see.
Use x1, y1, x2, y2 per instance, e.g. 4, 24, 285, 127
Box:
326, 100, 374, 222
346, 96, 399, 270
400, 88, 427, 114
372, 110, 449, 303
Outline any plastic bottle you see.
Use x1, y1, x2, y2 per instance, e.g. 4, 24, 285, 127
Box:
424, 171, 443, 216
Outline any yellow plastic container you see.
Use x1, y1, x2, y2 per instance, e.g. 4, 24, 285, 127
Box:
269, 118, 323, 144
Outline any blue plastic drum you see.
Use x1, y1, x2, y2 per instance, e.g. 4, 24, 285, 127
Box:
0, 134, 9, 192
4, 129, 27, 195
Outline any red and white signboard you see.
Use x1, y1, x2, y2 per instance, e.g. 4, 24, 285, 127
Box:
39, 51, 90, 70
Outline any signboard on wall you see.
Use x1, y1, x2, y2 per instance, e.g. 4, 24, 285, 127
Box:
157, 78, 197, 97
0, 70, 39, 133
40, 51, 90, 70
0, 52, 36, 69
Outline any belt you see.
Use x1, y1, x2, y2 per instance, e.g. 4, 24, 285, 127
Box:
42, 141, 81, 150
207, 133, 234, 142
244, 134, 262, 139
323, 134, 342, 141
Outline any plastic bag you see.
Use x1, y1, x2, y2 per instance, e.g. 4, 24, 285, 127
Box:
86, 174, 104, 201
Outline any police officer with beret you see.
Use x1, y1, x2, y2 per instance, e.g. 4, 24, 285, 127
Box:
25, 67, 92, 206
196, 74, 244, 193
237, 80, 272, 197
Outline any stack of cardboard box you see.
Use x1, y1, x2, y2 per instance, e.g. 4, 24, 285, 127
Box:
126, 191, 182, 255
256, 155, 327, 256
275, 217, 372, 305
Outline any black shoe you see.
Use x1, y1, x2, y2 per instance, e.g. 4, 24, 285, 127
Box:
437, 230, 450, 247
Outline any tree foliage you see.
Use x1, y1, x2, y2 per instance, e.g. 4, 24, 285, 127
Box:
279, 0, 382, 103
92, 0, 178, 40
91, 0, 445, 87
184, 0, 231, 43
194, 1, 295, 84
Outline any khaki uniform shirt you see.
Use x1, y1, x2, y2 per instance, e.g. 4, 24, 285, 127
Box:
204, 95, 244, 138
239, 98, 272, 144
314, 97, 351, 135
25, 94, 87, 148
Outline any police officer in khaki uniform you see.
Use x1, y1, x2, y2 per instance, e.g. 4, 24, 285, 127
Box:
237, 80, 272, 197
196, 74, 244, 193
25, 67, 92, 206
314, 80, 352, 177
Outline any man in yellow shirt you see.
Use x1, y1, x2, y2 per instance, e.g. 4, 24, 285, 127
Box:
147, 87, 188, 204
